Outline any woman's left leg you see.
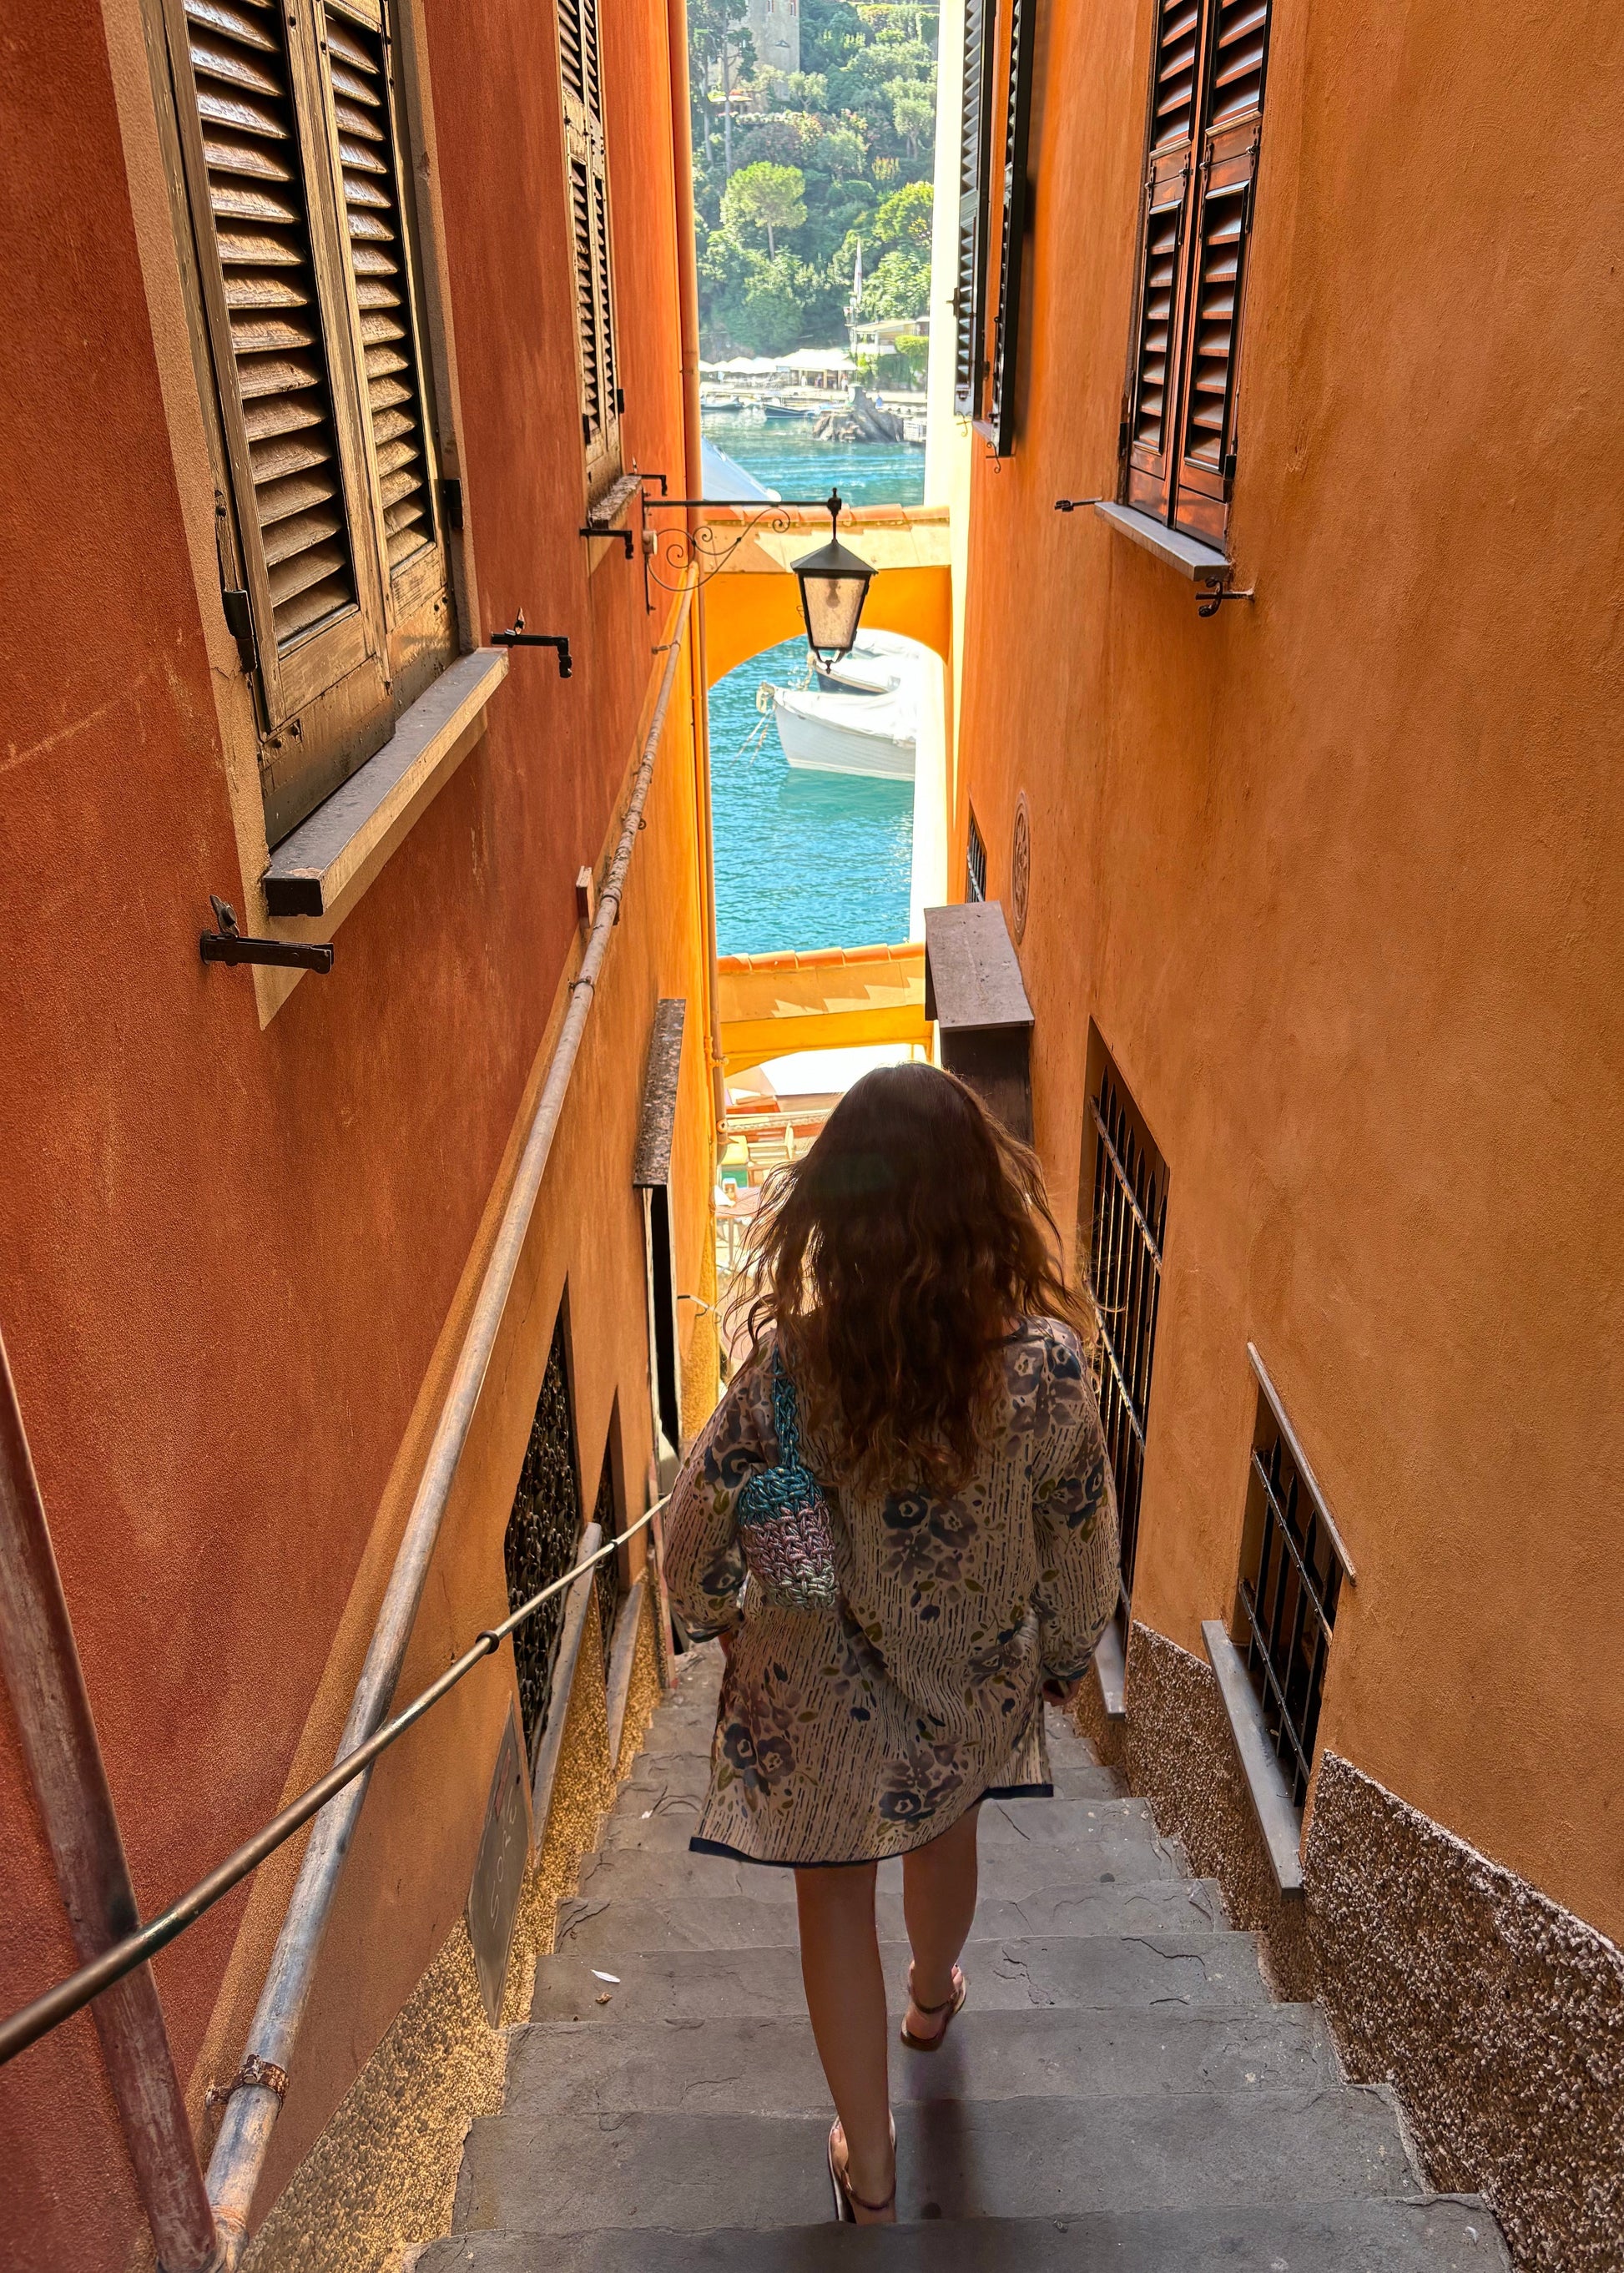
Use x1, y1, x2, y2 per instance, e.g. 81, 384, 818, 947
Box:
794, 1862, 895, 2221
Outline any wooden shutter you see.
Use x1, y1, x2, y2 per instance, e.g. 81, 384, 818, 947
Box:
559, 0, 621, 491
167, 0, 381, 713
1122, 0, 1272, 544
983, 0, 1037, 457
1168, 0, 1270, 543
951, 0, 996, 419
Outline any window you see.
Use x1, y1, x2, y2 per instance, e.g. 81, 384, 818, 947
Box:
951, 0, 997, 420
163, 0, 455, 844
1233, 1358, 1348, 1810
557, 0, 622, 495
981, 0, 1037, 456
503, 1308, 584, 1769
1123, 0, 1273, 547
966, 809, 987, 901
1082, 1035, 1168, 1608
633, 1000, 687, 1475
590, 1419, 624, 1681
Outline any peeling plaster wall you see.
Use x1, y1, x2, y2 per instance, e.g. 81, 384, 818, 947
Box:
1106, 1620, 1624, 2273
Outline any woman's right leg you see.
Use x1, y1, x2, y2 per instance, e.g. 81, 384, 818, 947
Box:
900, 1803, 981, 2042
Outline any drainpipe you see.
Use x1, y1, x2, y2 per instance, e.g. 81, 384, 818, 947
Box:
0, 1331, 220, 2273
667, 0, 727, 1131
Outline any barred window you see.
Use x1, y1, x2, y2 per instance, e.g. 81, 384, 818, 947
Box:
966, 809, 988, 901
503, 1309, 583, 1768
1234, 1353, 1350, 1811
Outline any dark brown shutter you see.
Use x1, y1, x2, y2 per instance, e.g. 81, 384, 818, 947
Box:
180, 0, 359, 649
1124, 0, 1201, 519
983, 0, 1037, 457
322, 7, 438, 577
951, 0, 996, 420
560, 0, 620, 486
1168, 0, 1271, 543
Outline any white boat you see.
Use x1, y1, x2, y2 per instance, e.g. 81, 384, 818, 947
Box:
764, 632, 924, 783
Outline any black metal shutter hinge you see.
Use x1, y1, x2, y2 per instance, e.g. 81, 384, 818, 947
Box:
441, 476, 464, 531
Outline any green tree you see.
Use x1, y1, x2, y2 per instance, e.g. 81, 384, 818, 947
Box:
870, 178, 933, 255
721, 161, 808, 258
889, 80, 934, 159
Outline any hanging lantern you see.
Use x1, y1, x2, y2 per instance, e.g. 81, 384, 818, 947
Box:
791, 490, 876, 662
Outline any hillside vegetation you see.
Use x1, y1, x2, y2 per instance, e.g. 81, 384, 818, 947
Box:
689, 0, 938, 360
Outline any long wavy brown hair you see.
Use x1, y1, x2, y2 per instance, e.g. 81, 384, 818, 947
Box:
732, 1062, 1095, 1494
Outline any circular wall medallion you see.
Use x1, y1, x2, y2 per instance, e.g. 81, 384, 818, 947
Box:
1011, 792, 1031, 944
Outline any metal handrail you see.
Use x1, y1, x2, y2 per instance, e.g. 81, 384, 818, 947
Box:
0, 1499, 663, 2069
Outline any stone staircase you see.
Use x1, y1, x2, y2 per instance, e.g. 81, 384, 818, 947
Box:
422, 1644, 1510, 2272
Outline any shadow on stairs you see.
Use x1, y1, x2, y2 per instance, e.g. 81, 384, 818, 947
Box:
419, 1644, 1510, 2271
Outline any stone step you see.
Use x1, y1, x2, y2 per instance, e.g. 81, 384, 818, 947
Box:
572, 1833, 1186, 1908
532, 1930, 1271, 2026
501, 2003, 1340, 2119
453, 2087, 1422, 2235
600, 1796, 1154, 1852
420, 2195, 1512, 2273
551, 1877, 1228, 1956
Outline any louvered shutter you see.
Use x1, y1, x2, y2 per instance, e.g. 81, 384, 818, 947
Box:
559, 0, 621, 490
951, 0, 996, 420
169, 0, 379, 686
320, 5, 441, 590
983, 0, 1037, 457
1124, 0, 1202, 519
1168, 0, 1271, 543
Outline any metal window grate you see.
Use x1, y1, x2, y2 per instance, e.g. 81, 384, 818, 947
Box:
1235, 1375, 1347, 1811
503, 1311, 583, 1767
592, 1444, 622, 1681
1086, 1053, 1168, 1602
966, 810, 987, 901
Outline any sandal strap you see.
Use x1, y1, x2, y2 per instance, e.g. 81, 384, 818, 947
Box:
906, 1963, 964, 2016
830, 2122, 896, 2215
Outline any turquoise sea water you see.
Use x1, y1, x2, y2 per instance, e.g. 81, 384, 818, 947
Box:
704, 416, 925, 957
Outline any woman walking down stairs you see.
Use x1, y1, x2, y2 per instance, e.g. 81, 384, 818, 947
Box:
422, 1641, 1509, 2270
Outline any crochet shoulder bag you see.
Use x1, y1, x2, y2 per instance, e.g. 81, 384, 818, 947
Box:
735, 1349, 839, 1612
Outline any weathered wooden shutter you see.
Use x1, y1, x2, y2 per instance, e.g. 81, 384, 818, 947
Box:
169, 0, 374, 673
559, 0, 620, 488
983, 0, 1038, 457
951, 0, 996, 420
1124, 0, 1202, 519
321, 6, 440, 584
1168, 0, 1271, 543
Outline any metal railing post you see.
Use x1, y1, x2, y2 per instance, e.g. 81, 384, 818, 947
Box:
0, 1330, 220, 2273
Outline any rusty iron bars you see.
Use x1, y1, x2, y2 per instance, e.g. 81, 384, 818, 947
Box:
1087, 1064, 1168, 1605
0, 1332, 223, 2273
0, 591, 691, 2269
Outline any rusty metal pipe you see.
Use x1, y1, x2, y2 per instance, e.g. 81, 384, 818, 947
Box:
0, 1332, 221, 2273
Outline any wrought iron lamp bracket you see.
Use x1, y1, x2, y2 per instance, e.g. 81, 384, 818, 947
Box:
200, 897, 334, 975
491, 612, 572, 676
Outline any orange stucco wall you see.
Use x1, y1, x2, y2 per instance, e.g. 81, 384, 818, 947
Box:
0, 1, 710, 2265
956, 0, 1623, 1943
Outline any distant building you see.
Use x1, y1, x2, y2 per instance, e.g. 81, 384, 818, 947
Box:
748, 0, 799, 75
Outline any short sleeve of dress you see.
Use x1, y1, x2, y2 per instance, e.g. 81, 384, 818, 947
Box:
663, 1353, 776, 1641
1028, 1323, 1121, 1681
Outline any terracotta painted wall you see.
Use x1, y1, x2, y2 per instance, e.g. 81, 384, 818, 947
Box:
956, 0, 1623, 1943
0, 0, 709, 2265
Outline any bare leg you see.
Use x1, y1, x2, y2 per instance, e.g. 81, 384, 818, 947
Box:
900, 1803, 981, 2041
794, 1862, 895, 2220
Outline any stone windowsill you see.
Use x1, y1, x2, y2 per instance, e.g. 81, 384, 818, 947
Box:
1092, 1618, 1127, 1721
1200, 1618, 1306, 1898
1093, 501, 1230, 582
262, 646, 508, 920
583, 470, 643, 533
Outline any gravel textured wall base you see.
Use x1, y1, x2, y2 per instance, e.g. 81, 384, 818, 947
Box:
1116, 1621, 1314, 1998
1108, 1617, 1623, 2273
1308, 1751, 1624, 2273
244, 1587, 663, 2273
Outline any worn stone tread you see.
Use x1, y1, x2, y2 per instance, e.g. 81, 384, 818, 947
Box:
454, 2088, 1422, 2233
575, 1836, 1186, 1909
532, 1932, 1271, 2024
421, 2195, 1512, 2273
501, 2003, 1339, 2115
552, 1877, 1228, 1955
602, 1796, 1152, 1851
615, 1758, 1126, 1807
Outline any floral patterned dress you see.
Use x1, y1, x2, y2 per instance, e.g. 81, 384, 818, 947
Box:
664, 1317, 1120, 1867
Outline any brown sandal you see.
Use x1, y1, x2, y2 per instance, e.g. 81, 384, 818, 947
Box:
828, 2119, 896, 2223
900, 1962, 968, 2050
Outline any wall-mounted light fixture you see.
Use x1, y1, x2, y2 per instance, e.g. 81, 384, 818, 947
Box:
790, 491, 876, 663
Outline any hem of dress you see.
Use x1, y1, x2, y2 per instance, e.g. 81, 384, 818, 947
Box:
688, 1780, 1055, 1871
